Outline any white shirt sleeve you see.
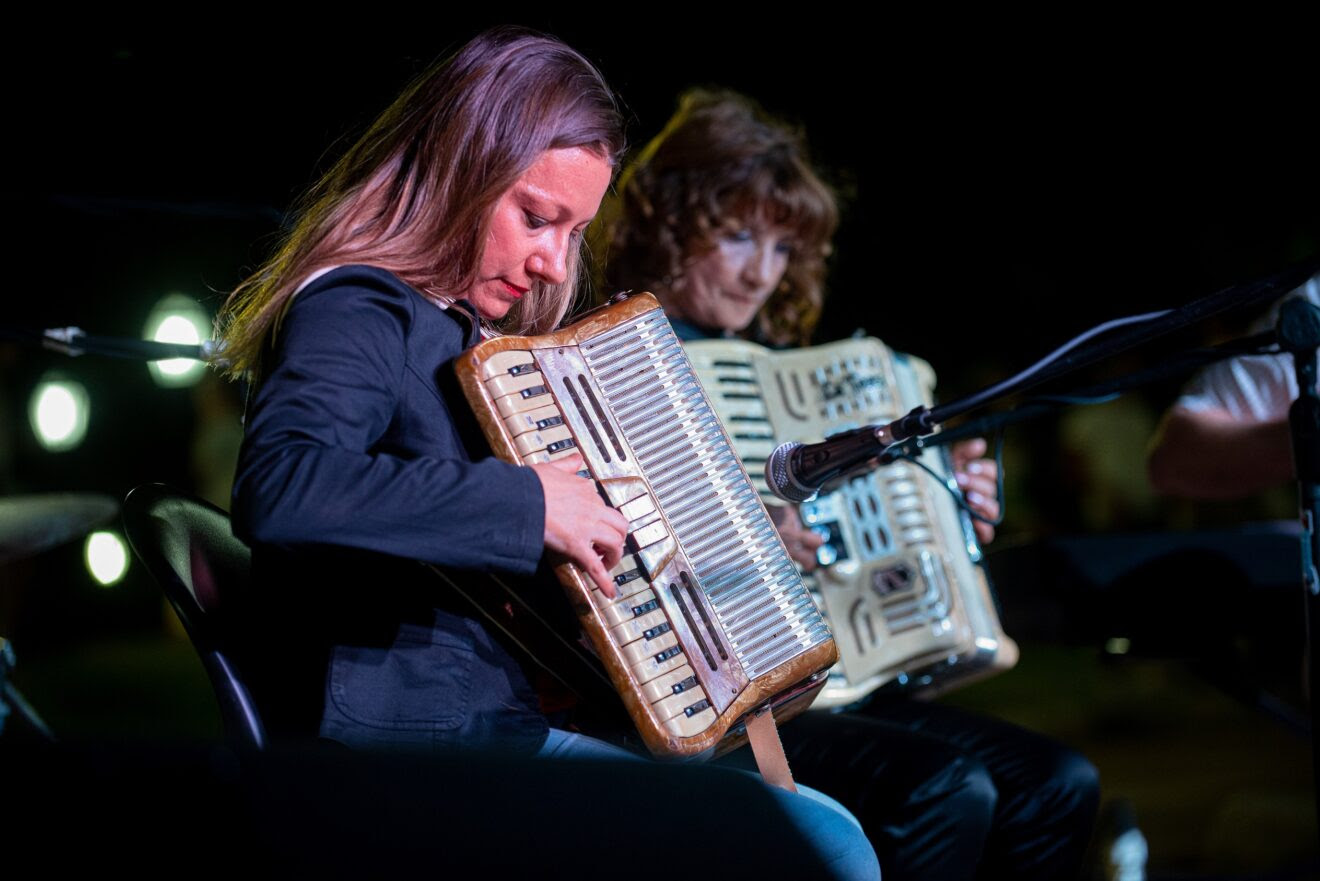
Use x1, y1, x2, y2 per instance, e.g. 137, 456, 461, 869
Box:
1177, 274, 1320, 423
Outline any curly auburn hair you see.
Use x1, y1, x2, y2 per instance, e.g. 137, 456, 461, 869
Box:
600, 89, 838, 347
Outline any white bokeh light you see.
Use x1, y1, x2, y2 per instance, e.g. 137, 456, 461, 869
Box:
29, 376, 90, 451
85, 531, 129, 586
146, 295, 210, 387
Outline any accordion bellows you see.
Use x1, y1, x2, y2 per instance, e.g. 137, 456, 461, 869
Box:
686, 336, 1018, 709
455, 293, 836, 757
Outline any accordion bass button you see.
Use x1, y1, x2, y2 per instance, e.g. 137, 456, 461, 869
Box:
479, 350, 535, 381
639, 663, 697, 703
662, 705, 717, 738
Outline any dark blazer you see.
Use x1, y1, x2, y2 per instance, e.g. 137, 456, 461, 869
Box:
231, 265, 549, 753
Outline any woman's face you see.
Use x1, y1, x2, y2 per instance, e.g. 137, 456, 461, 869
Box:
463, 146, 613, 321
668, 223, 796, 334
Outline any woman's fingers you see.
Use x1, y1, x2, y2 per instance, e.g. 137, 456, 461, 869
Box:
574, 536, 618, 597
947, 438, 1002, 545
955, 470, 998, 503
549, 451, 589, 475
766, 503, 827, 571
532, 457, 629, 597
950, 437, 988, 470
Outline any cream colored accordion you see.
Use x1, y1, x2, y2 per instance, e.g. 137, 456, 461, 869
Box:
685, 336, 1018, 709
454, 293, 837, 757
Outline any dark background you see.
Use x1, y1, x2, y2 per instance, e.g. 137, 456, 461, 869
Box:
2, 18, 1317, 876
8, 19, 1318, 498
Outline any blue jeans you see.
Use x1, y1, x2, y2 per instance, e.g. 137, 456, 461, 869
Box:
538, 728, 881, 881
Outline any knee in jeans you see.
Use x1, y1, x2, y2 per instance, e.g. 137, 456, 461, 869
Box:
1047, 749, 1101, 817
943, 755, 998, 823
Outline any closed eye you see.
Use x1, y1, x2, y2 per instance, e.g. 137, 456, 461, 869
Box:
524, 211, 549, 230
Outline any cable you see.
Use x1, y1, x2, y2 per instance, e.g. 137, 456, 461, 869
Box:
893, 429, 1007, 529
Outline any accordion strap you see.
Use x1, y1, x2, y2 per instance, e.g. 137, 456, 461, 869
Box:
745, 707, 797, 793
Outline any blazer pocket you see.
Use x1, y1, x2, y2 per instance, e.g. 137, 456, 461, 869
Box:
326, 627, 474, 731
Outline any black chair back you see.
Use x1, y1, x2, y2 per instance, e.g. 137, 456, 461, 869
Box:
122, 484, 265, 749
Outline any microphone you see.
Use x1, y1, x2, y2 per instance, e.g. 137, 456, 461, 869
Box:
765, 406, 935, 502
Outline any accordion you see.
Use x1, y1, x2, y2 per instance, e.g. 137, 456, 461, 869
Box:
685, 336, 1018, 709
454, 293, 837, 758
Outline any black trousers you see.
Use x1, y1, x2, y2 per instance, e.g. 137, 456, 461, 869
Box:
720, 700, 1099, 881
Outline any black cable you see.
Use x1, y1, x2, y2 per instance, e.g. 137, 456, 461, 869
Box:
893, 430, 1007, 529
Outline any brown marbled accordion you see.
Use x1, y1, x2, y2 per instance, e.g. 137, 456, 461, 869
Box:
454, 293, 837, 758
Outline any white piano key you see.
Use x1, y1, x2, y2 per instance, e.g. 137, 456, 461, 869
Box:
653, 684, 710, 722
610, 608, 671, 646
513, 424, 574, 457
486, 370, 548, 398
662, 705, 716, 738
639, 664, 697, 703
479, 350, 535, 381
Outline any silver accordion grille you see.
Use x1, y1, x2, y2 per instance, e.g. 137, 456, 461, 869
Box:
581, 309, 833, 681
684, 335, 1018, 708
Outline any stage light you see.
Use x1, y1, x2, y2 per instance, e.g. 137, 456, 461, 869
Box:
29, 375, 90, 452
85, 531, 128, 586
145, 294, 210, 388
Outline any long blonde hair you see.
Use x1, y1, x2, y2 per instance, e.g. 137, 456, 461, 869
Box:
218, 27, 625, 378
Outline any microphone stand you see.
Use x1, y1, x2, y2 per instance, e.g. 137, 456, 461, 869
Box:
1, 324, 219, 363
915, 258, 1319, 439
0, 324, 216, 744
0, 637, 55, 742
883, 331, 1280, 458
773, 258, 1318, 500
1275, 297, 1320, 823
905, 289, 1320, 823
774, 263, 1320, 823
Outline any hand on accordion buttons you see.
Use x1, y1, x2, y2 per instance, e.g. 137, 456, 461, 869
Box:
951, 438, 1001, 545
766, 503, 827, 572
532, 453, 629, 597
